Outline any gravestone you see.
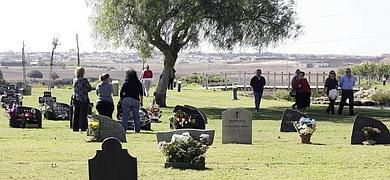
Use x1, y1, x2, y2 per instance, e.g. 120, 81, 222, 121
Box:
9, 106, 42, 128
222, 108, 252, 144
47, 102, 70, 120
112, 80, 120, 96
156, 129, 215, 146
89, 137, 137, 180
280, 109, 308, 132
89, 115, 126, 142
173, 105, 206, 129
351, 115, 390, 144
116, 100, 151, 130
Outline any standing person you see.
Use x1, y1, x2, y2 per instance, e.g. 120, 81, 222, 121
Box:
338, 68, 356, 116
250, 69, 266, 112
141, 65, 153, 97
96, 73, 114, 119
72, 67, 92, 132
323, 70, 338, 115
168, 68, 176, 90
120, 69, 144, 132
291, 69, 300, 110
296, 71, 311, 113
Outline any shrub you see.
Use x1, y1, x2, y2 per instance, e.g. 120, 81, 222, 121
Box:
180, 73, 229, 85
370, 90, 390, 105
273, 90, 294, 101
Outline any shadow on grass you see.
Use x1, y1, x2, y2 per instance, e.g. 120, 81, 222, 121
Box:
199, 105, 390, 124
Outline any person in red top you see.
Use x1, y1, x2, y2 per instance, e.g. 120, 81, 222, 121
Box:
141, 65, 153, 97
296, 71, 311, 113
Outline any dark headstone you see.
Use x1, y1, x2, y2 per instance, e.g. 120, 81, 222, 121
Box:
47, 102, 70, 120
9, 106, 42, 128
89, 137, 137, 180
173, 105, 206, 129
351, 115, 390, 144
280, 109, 309, 132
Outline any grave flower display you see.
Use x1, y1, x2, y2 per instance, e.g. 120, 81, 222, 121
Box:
169, 110, 198, 129
87, 118, 100, 140
294, 117, 316, 144
362, 126, 381, 145
158, 132, 209, 169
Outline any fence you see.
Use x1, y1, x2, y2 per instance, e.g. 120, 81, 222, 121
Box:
201, 71, 374, 94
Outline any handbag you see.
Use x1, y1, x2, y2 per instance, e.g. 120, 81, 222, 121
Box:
289, 90, 296, 97
328, 89, 337, 99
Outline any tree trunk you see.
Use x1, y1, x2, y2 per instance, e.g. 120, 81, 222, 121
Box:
155, 52, 177, 107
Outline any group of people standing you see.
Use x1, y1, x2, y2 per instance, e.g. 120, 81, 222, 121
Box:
250, 68, 356, 116
71, 67, 143, 133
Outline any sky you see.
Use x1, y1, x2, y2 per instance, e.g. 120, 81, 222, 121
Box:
1, 0, 390, 56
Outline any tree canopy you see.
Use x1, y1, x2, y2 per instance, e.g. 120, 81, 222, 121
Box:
88, 0, 301, 106
27, 70, 43, 81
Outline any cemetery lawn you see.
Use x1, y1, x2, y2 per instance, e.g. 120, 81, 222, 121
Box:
1, 86, 390, 179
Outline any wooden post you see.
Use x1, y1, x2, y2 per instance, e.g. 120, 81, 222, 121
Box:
243, 71, 247, 92
76, 34, 80, 66
316, 73, 319, 94
273, 72, 276, 94
224, 72, 227, 91
238, 70, 242, 86
308, 72, 311, 83
281, 72, 284, 86
205, 74, 209, 90
288, 72, 291, 91
368, 75, 370, 86
323, 72, 326, 83
267, 72, 270, 86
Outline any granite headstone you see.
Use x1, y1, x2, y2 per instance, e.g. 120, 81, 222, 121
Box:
280, 109, 308, 132
222, 108, 252, 144
351, 115, 390, 144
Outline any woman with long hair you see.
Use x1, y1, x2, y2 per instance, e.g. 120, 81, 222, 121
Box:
119, 69, 144, 132
324, 70, 338, 115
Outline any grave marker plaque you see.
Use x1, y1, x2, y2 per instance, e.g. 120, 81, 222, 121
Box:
280, 109, 308, 132
222, 108, 252, 144
89, 137, 137, 180
50, 102, 70, 120
351, 115, 390, 144
10, 106, 42, 128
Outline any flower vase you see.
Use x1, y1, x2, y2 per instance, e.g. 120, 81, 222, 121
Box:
300, 134, 312, 144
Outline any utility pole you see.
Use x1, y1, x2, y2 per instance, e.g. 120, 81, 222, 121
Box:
76, 34, 80, 66
22, 41, 26, 83
49, 37, 59, 91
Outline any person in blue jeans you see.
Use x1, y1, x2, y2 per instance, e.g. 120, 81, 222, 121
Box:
250, 69, 266, 112
119, 69, 143, 132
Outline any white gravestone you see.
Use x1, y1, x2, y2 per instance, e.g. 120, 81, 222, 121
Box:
222, 108, 252, 144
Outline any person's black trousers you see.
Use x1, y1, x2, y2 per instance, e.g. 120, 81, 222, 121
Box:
168, 78, 174, 90
73, 100, 88, 131
96, 101, 114, 119
338, 89, 354, 116
326, 98, 336, 114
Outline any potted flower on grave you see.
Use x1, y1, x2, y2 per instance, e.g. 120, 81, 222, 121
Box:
87, 118, 100, 141
362, 126, 381, 145
40, 104, 53, 119
294, 117, 316, 144
158, 132, 210, 169
169, 110, 198, 129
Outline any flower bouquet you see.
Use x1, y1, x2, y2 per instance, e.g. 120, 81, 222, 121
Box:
362, 126, 381, 145
294, 117, 316, 144
169, 110, 197, 129
158, 132, 209, 169
87, 118, 100, 138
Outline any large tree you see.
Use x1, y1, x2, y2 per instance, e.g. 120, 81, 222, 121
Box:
88, 0, 301, 107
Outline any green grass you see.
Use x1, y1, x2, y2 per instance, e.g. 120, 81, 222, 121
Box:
1, 86, 390, 179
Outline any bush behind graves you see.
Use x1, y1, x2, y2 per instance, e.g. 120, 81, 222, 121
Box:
370, 90, 390, 105
273, 90, 294, 101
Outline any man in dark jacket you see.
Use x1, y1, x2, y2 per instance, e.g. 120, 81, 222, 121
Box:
250, 69, 266, 112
